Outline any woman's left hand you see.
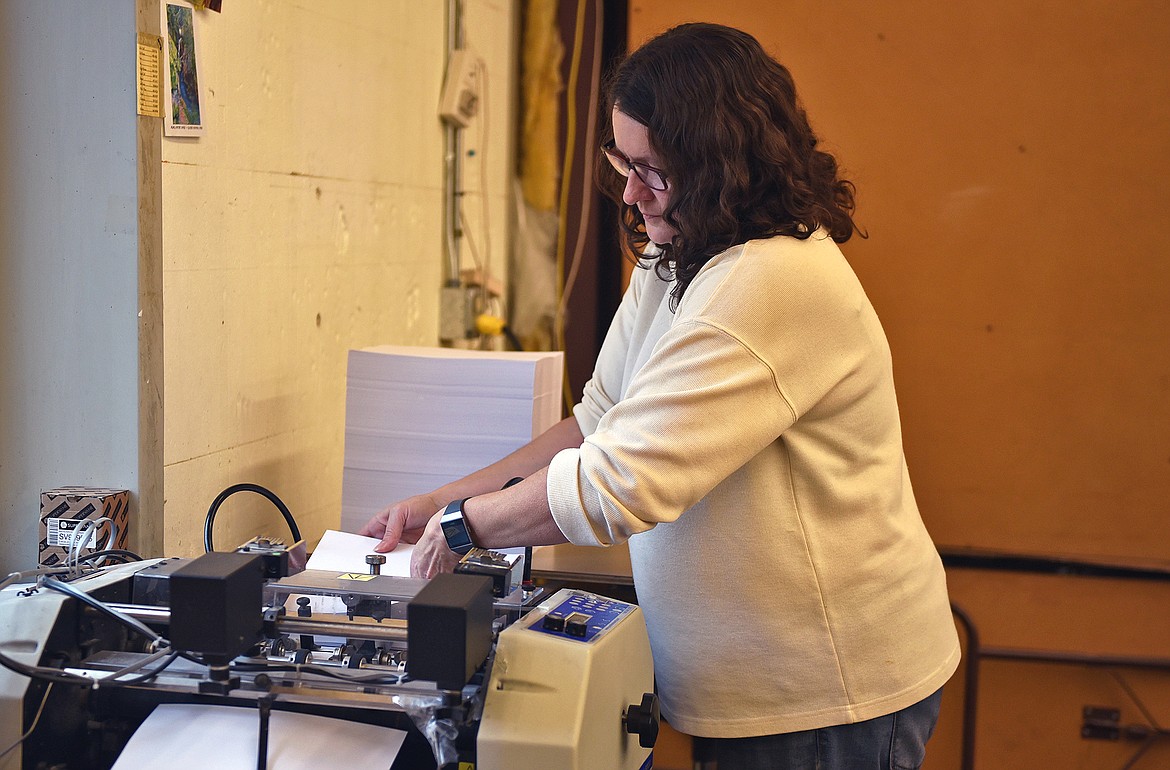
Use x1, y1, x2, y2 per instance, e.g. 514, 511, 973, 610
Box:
410, 511, 462, 578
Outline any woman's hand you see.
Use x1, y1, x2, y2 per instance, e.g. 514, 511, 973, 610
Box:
358, 492, 445, 553
409, 511, 463, 579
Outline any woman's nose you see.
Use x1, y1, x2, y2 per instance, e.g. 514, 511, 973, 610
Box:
622, 172, 649, 206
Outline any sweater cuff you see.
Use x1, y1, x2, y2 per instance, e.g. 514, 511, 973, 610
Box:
546, 447, 605, 547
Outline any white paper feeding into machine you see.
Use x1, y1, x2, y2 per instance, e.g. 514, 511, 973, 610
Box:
340, 345, 563, 534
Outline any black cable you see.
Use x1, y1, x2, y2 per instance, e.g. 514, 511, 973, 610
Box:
0, 643, 183, 691
41, 578, 161, 643
0, 579, 172, 688
73, 548, 143, 565
101, 651, 183, 688
0, 581, 180, 691
1119, 738, 1158, 770
204, 483, 302, 553
502, 325, 524, 351
501, 476, 533, 585
0, 650, 94, 686
176, 650, 207, 666
1107, 670, 1170, 770
1108, 670, 1164, 732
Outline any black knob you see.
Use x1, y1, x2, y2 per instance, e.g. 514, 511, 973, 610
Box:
624, 692, 660, 749
366, 553, 387, 575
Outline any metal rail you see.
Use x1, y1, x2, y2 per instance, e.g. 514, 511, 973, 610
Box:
948, 555, 1170, 770
106, 603, 410, 644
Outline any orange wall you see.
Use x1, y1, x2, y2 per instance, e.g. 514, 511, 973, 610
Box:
627, 0, 1170, 563
625, 2, 1170, 768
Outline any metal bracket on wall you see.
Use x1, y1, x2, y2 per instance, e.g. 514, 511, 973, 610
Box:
1081, 706, 1121, 740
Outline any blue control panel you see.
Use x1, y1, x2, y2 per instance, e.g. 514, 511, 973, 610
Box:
530, 592, 634, 643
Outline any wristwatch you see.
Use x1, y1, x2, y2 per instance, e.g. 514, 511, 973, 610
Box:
439, 498, 476, 555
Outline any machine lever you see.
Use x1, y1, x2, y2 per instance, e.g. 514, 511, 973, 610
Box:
624, 692, 661, 749
256, 694, 275, 770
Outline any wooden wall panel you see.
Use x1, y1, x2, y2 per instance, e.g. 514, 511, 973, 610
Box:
624, 3, 1170, 767
626, 0, 1170, 564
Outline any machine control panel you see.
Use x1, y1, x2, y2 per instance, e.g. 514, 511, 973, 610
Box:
530, 592, 635, 643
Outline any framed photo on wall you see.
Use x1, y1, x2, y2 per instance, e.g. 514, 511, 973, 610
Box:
162, 0, 204, 136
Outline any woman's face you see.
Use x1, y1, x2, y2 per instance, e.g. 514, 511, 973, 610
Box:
611, 108, 676, 245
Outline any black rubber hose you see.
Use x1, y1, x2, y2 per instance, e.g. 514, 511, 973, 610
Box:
204, 483, 302, 553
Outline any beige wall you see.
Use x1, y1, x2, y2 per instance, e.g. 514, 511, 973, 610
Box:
160, 1, 517, 554
627, 2, 1170, 768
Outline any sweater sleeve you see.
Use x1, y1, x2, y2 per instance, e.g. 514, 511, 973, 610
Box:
550, 316, 795, 546
548, 236, 881, 547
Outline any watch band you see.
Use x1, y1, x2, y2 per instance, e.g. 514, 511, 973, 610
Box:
439, 498, 476, 555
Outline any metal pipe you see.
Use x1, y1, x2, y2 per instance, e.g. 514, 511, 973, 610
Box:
107, 604, 410, 644
443, 0, 464, 287
948, 600, 1170, 770
978, 647, 1170, 670
107, 603, 170, 625
950, 602, 980, 770
277, 616, 408, 644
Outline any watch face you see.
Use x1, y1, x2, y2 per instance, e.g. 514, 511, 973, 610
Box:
442, 521, 471, 547
440, 498, 475, 554
441, 514, 473, 553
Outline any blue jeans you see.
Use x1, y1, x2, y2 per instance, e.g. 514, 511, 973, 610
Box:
694, 687, 944, 770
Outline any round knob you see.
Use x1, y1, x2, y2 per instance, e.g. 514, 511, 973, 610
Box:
366, 553, 387, 575
624, 692, 660, 749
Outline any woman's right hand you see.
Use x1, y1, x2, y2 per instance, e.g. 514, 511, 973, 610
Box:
358, 492, 445, 553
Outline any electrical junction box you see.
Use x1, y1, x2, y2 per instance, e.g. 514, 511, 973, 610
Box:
439, 49, 483, 127
477, 589, 656, 770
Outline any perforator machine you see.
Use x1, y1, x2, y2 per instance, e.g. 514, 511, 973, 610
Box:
0, 540, 659, 769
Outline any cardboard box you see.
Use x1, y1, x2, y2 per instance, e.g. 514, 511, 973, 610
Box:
39, 487, 130, 567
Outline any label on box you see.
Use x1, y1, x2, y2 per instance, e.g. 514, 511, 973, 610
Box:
45, 517, 104, 549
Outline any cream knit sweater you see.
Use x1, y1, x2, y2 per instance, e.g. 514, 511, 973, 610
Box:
547, 232, 960, 737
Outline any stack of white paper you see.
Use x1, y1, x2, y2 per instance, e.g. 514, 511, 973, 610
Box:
340, 345, 563, 533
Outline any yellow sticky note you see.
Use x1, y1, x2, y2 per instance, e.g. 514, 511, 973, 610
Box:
338, 573, 377, 582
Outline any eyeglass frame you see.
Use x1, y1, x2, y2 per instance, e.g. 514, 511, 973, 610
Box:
601, 140, 670, 192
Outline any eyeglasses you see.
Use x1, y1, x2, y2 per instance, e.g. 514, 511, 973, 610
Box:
601, 141, 669, 191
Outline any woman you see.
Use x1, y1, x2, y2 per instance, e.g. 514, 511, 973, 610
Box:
362, 22, 959, 770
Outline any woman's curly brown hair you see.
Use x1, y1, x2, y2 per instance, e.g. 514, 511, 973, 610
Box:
598, 23, 861, 309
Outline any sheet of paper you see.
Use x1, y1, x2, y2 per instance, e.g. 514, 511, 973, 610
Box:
111, 703, 406, 770
306, 529, 414, 576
